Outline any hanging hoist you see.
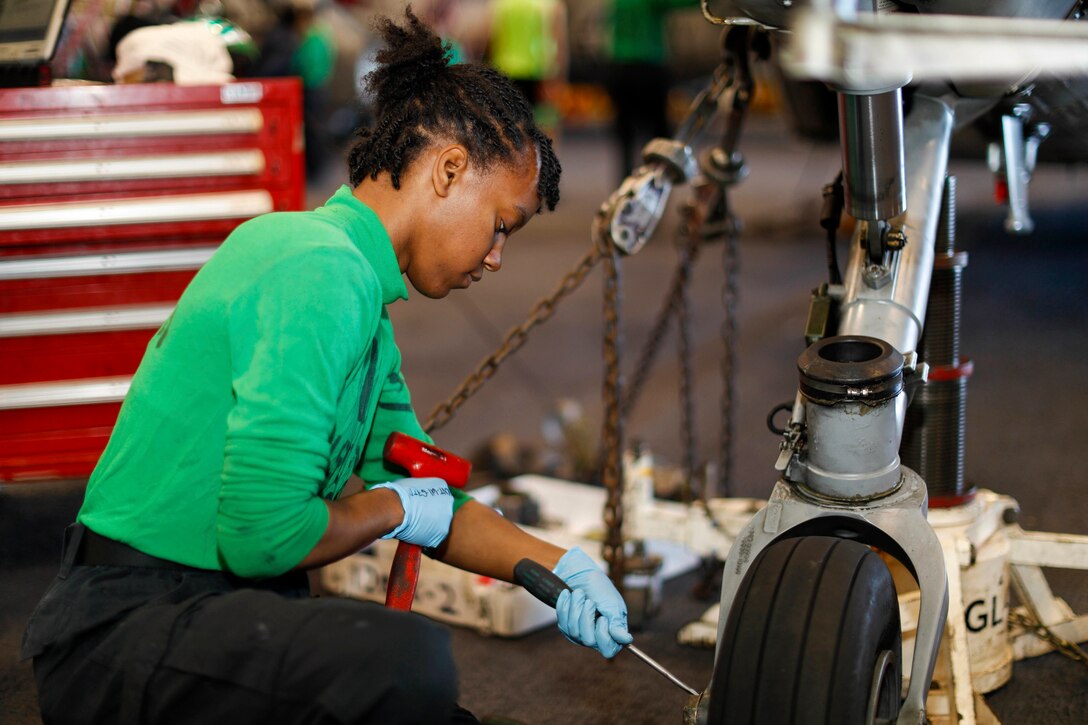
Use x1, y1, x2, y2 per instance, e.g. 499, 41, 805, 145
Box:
423, 26, 766, 588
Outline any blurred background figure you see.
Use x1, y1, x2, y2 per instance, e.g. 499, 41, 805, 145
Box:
605, 0, 696, 182
487, 0, 568, 140
257, 0, 337, 178
317, 0, 369, 146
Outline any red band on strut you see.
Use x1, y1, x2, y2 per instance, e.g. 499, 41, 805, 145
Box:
927, 359, 974, 383
929, 490, 978, 509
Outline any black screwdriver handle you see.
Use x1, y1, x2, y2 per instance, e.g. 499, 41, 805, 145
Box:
514, 557, 700, 698
514, 558, 572, 609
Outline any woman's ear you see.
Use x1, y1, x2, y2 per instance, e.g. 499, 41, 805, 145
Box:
432, 145, 469, 198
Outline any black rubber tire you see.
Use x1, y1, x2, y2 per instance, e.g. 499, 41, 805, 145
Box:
708, 535, 902, 725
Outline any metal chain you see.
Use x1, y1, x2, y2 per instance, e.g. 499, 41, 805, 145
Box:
1008, 610, 1088, 669
674, 182, 741, 508
710, 27, 755, 501
620, 225, 704, 421
423, 246, 602, 434
718, 200, 740, 499
598, 227, 627, 588
676, 207, 701, 501
600, 193, 710, 580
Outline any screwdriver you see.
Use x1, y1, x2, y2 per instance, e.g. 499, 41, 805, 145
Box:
513, 557, 701, 697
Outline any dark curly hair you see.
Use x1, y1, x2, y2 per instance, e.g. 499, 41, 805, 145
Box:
347, 8, 561, 211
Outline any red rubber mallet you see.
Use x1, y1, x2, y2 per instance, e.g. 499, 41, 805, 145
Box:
381, 432, 471, 610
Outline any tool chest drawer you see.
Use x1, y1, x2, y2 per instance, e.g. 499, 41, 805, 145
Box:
0, 79, 304, 482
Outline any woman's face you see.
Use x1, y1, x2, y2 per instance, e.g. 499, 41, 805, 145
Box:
406, 146, 541, 299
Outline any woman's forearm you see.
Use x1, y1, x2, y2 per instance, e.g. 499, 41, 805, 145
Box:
432, 499, 566, 581
296, 487, 404, 570
297, 493, 567, 581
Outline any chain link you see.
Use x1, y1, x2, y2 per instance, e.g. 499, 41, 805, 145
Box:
676, 203, 703, 500
1008, 610, 1088, 669
620, 225, 703, 421
717, 203, 740, 499
423, 246, 602, 434
598, 226, 627, 588
676, 243, 698, 500
711, 28, 754, 501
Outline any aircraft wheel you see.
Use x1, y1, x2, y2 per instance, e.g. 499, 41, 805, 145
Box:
708, 535, 902, 725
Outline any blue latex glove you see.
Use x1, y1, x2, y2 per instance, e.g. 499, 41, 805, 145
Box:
553, 547, 633, 659
370, 477, 454, 549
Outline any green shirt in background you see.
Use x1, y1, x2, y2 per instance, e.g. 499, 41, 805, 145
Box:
608, 0, 696, 66
79, 186, 470, 579
490, 0, 561, 80
294, 20, 336, 89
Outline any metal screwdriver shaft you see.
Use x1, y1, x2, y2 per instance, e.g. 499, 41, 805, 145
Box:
513, 558, 701, 698
625, 644, 699, 696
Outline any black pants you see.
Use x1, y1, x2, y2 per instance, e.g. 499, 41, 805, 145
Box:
24, 526, 471, 724
606, 61, 673, 182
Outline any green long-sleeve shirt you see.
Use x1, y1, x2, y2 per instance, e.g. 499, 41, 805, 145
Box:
79, 185, 470, 578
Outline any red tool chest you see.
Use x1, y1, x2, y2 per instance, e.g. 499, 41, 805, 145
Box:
0, 78, 305, 482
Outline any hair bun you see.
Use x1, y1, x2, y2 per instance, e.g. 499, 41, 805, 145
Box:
347, 6, 561, 211
367, 8, 450, 108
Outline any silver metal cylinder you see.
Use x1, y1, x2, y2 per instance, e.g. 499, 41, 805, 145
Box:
838, 89, 907, 221
796, 336, 905, 500
803, 399, 904, 498
837, 94, 956, 356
